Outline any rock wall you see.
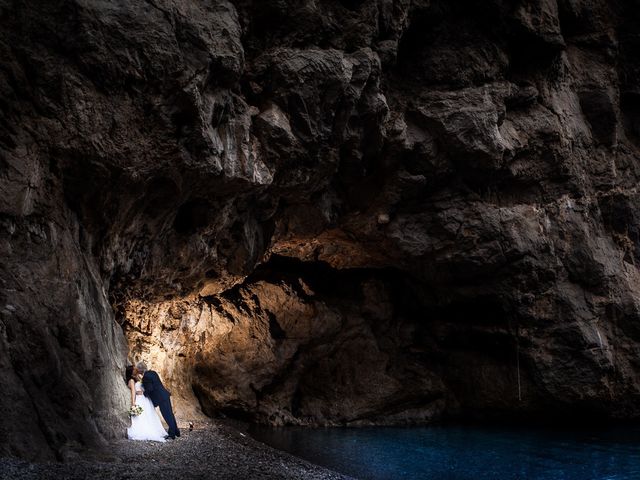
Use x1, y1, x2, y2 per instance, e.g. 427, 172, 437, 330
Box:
125, 256, 447, 426
2, 0, 640, 459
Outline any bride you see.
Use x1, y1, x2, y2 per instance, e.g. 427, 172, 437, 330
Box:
125, 365, 167, 442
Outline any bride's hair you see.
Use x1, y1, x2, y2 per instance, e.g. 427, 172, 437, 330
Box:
125, 365, 136, 385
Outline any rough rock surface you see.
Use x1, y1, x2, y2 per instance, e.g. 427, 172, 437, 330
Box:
2, 0, 640, 461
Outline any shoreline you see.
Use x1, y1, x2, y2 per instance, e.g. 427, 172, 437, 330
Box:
0, 421, 352, 480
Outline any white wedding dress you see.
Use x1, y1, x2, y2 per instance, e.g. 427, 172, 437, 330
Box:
127, 381, 167, 442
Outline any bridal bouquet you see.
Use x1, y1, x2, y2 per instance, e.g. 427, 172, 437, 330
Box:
129, 405, 143, 417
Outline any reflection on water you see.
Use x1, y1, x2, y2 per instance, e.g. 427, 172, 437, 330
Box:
248, 423, 640, 480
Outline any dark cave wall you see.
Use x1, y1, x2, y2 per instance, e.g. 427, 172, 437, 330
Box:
0, 211, 128, 459
2, 0, 640, 459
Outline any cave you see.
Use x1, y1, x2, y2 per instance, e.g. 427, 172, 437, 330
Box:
123, 255, 453, 427
2, 0, 640, 477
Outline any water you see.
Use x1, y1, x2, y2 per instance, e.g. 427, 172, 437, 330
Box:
248, 424, 640, 480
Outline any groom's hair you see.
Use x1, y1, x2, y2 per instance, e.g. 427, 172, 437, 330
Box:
136, 362, 148, 373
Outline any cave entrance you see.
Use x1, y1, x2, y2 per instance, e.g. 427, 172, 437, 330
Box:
119, 254, 527, 427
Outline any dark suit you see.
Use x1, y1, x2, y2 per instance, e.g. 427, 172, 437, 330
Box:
142, 370, 180, 438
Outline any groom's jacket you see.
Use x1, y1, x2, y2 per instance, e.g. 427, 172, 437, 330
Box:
142, 370, 171, 407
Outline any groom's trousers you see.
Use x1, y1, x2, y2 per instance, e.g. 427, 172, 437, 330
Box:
158, 398, 180, 437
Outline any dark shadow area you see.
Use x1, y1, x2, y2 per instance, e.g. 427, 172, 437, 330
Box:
173, 199, 211, 234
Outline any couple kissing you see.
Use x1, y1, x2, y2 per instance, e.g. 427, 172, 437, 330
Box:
125, 362, 180, 442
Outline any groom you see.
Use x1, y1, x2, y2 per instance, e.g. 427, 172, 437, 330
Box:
136, 362, 181, 439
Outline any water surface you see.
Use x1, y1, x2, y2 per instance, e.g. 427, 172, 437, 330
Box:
248, 423, 640, 480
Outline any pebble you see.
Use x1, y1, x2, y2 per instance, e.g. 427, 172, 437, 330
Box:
0, 422, 352, 480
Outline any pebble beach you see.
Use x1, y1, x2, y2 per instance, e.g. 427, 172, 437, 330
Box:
0, 422, 352, 480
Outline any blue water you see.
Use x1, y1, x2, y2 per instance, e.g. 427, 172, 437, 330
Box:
248, 424, 640, 480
